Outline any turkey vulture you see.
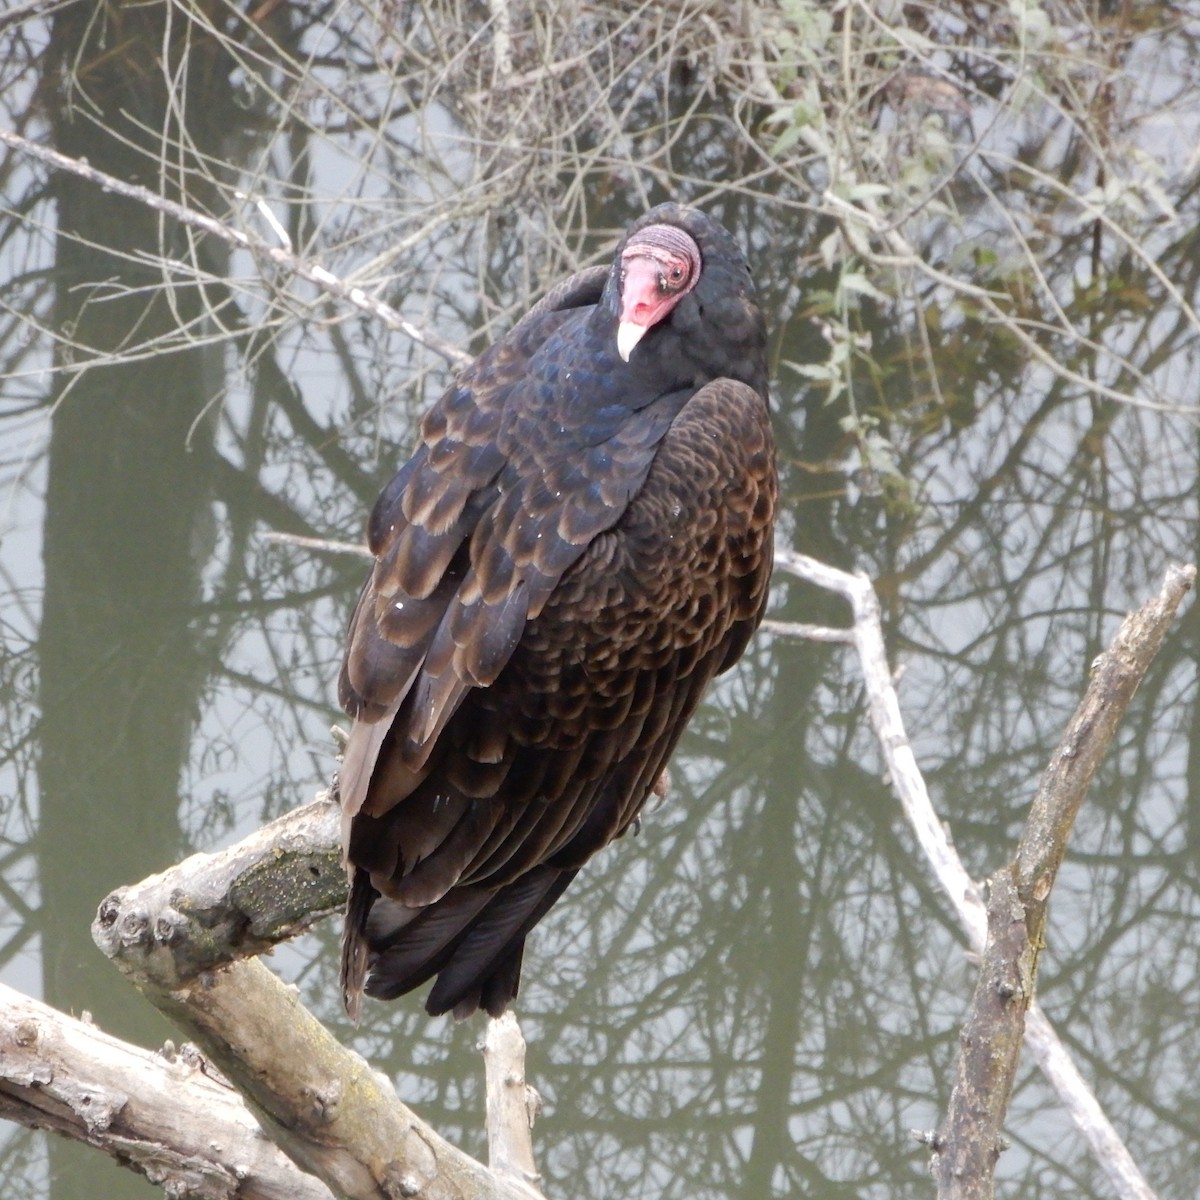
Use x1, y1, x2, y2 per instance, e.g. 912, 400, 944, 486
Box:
337, 203, 776, 1019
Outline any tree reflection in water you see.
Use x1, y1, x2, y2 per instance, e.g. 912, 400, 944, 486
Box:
0, 3, 1199, 1198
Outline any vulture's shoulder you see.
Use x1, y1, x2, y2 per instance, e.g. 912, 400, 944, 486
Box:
365, 263, 609, 560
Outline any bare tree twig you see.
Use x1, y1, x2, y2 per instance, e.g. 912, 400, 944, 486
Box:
771, 547, 1187, 1200
261, 531, 373, 558
0, 0, 78, 31
772, 549, 988, 946
1019, 1015, 1158, 1200
0, 126, 472, 368
759, 617, 854, 644
0, 982, 333, 1200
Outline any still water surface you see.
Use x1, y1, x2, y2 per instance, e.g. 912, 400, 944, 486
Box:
2, 5, 1200, 1199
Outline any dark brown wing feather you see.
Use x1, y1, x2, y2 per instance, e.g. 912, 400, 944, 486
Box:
337, 209, 775, 1019
337, 265, 609, 795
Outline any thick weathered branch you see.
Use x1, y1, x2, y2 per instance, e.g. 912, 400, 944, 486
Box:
0, 983, 333, 1200
933, 869, 1031, 1193
143, 958, 535, 1200
91, 795, 543, 1200
93, 796, 346, 983
771, 548, 1188, 1200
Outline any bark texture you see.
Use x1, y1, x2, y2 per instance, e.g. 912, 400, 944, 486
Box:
0, 982, 333, 1200
89, 795, 542, 1200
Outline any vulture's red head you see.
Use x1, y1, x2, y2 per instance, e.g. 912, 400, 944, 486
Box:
616, 223, 702, 362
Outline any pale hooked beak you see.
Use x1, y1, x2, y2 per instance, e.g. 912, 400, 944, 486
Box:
616, 320, 645, 362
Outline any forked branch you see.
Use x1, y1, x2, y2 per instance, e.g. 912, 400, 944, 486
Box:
771, 549, 1191, 1200
85, 797, 543, 1200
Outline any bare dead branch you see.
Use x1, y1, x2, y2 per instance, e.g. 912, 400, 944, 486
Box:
1015, 564, 1197, 930
90, 796, 543, 1200
146, 958, 531, 1200
93, 797, 345, 982
0, 127, 472, 368
483, 1013, 543, 1196
1020, 1016, 1160, 1200
933, 564, 1193, 1200
0, 982, 333, 1200
771, 547, 1185, 1200
934, 868, 1032, 1197
772, 549, 989, 945
760, 617, 854, 645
